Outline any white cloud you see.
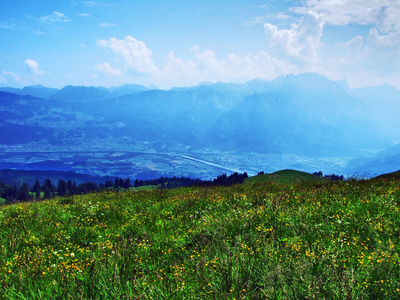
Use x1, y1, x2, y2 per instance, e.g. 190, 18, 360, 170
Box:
84, 1, 113, 7
39, 12, 70, 24
25, 60, 46, 75
284, 1, 400, 87
100, 23, 117, 27
334, 36, 365, 64
97, 36, 157, 73
77, 13, 90, 17
364, 28, 400, 70
29, 29, 46, 35
156, 47, 297, 88
366, 27, 400, 49
264, 11, 325, 62
336, 35, 364, 52
331, 26, 400, 71
164, 51, 198, 76
291, 0, 400, 33
275, 12, 293, 21
243, 13, 293, 27
95, 63, 122, 77
218, 51, 297, 82
192, 47, 224, 77
303, 28, 400, 88
2, 70, 22, 82
0, 22, 16, 30
243, 16, 270, 27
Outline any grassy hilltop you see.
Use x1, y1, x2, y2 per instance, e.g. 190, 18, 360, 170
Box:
244, 169, 324, 185
1, 172, 400, 299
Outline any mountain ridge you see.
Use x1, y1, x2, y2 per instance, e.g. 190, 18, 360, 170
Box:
1, 73, 399, 177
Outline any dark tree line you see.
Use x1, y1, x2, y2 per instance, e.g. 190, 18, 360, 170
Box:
0, 182, 31, 203
313, 171, 344, 181
0, 177, 132, 204
204, 172, 249, 186
133, 176, 203, 189
133, 172, 249, 189
0, 172, 249, 205
102, 178, 132, 190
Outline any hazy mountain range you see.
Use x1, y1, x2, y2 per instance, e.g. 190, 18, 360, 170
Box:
1, 73, 399, 177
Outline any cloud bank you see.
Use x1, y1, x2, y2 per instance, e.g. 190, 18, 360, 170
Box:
97, 35, 298, 88
264, 11, 325, 62
10, 1, 397, 89
291, 0, 400, 32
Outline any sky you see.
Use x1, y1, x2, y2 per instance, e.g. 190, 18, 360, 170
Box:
0, 0, 399, 89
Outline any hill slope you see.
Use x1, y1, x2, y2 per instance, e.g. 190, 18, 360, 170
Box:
374, 170, 400, 180
1, 177, 399, 298
244, 169, 323, 184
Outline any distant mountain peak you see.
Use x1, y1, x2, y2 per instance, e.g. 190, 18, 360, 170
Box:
24, 84, 47, 89
50, 85, 111, 102
0, 85, 59, 99
195, 81, 214, 87
272, 73, 349, 92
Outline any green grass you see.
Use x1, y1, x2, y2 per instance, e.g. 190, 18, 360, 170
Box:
130, 184, 159, 191
29, 191, 45, 198
1, 176, 400, 299
244, 169, 323, 185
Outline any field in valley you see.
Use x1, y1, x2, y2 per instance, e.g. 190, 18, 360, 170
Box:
0, 149, 349, 181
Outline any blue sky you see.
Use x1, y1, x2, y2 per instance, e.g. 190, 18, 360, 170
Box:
1, 0, 399, 89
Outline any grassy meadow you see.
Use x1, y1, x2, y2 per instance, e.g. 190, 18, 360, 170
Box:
1, 173, 400, 299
